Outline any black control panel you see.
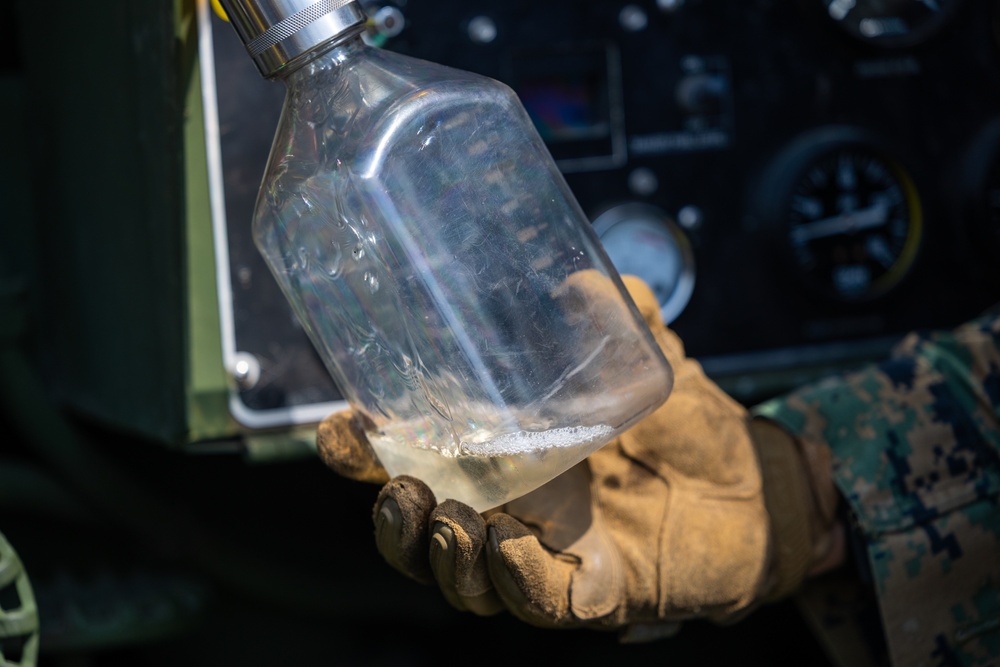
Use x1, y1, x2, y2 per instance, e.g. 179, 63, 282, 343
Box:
208, 0, 1000, 422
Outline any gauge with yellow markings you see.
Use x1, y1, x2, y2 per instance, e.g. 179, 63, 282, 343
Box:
759, 129, 923, 302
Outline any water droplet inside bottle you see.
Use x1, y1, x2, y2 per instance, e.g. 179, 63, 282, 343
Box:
323, 243, 343, 279
364, 271, 380, 292
352, 243, 365, 260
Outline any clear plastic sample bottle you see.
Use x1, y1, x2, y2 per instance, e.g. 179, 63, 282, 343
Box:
219, 0, 673, 511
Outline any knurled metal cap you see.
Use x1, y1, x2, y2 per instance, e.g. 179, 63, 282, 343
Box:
218, 0, 367, 78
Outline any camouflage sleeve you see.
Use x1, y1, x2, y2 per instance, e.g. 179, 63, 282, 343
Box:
753, 307, 1000, 667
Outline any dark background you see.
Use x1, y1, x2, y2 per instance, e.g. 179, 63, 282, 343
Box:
3, 0, 998, 664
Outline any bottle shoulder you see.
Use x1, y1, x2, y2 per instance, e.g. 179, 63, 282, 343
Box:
353, 76, 523, 179
278, 59, 521, 163
258, 48, 528, 207
285, 45, 518, 126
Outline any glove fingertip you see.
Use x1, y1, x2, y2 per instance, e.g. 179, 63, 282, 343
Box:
618, 276, 687, 365
486, 513, 558, 585
429, 499, 488, 586
432, 499, 487, 540
373, 475, 437, 584
427, 501, 504, 615
620, 275, 662, 327
486, 512, 533, 541
485, 515, 575, 629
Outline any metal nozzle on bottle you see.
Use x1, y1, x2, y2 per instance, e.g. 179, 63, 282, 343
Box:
218, 0, 367, 78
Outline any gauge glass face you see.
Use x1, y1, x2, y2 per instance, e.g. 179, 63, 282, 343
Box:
594, 206, 695, 323
601, 219, 681, 298
824, 0, 962, 47
785, 147, 921, 301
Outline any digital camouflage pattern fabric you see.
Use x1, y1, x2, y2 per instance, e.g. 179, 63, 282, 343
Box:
754, 307, 1000, 667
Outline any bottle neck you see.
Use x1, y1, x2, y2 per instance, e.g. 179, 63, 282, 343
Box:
272, 28, 367, 82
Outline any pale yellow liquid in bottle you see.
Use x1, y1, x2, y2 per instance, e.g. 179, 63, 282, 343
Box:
369, 423, 615, 512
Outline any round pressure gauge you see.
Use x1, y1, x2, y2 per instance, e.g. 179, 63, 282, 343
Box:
823, 0, 963, 48
759, 129, 923, 302
593, 203, 695, 324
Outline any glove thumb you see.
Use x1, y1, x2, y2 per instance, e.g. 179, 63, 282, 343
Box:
316, 411, 390, 485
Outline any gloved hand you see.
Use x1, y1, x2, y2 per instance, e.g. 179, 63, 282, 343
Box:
316, 276, 842, 640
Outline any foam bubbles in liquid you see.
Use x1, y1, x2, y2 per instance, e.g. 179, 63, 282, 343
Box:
459, 424, 614, 456
372, 422, 617, 512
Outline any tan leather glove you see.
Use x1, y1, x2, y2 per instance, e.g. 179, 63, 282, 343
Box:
317, 276, 841, 639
